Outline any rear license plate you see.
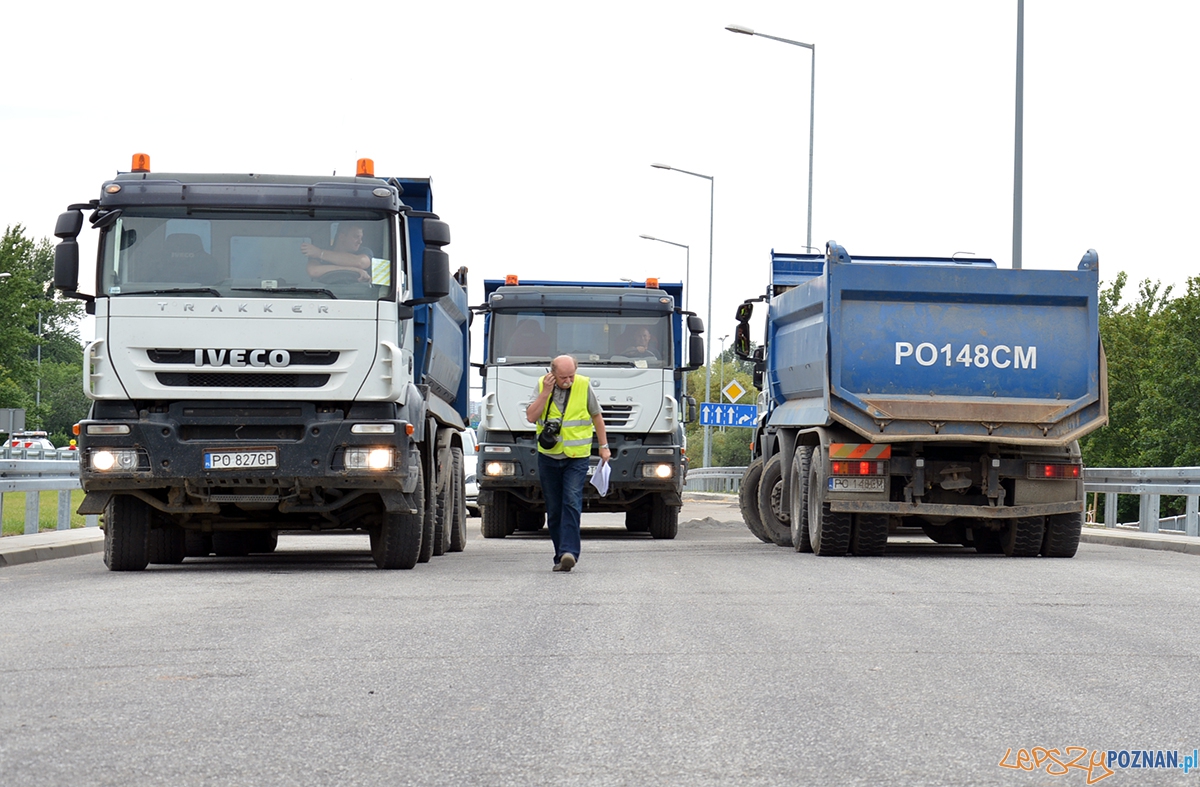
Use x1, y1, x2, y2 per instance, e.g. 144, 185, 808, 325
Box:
828, 476, 885, 492
205, 450, 278, 470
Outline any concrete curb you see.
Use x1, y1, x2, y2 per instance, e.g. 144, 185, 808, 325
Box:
0, 529, 104, 568
1079, 527, 1200, 556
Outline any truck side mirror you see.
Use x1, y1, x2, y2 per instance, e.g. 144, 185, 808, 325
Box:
419, 248, 451, 302
687, 314, 704, 334
682, 395, 697, 423
423, 219, 451, 248
735, 302, 753, 322
734, 321, 752, 360
688, 335, 704, 370
53, 209, 84, 293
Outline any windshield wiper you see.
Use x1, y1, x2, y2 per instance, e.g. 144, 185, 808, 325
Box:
120, 287, 221, 297
231, 287, 337, 299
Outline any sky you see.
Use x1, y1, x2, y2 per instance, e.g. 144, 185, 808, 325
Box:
3, 0, 1197, 365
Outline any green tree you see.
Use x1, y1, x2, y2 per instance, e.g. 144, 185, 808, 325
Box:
684, 342, 758, 468
0, 225, 86, 442
1138, 276, 1200, 467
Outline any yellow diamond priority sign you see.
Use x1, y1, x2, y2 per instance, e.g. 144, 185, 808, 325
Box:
722, 379, 747, 403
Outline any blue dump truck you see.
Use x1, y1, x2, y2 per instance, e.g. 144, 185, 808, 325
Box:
53, 155, 470, 570
735, 242, 1107, 557
474, 277, 704, 539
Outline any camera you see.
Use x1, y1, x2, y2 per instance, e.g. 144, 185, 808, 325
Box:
538, 420, 562, 449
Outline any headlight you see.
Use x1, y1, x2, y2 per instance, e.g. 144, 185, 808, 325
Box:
345, 447, 395, 471
90, 449, 139, 471
641, 463, 674, 479
485, 461, 516, 477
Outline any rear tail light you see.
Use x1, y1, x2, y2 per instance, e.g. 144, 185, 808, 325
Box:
831, 460, 887, 476
1026, 463, 1081, 480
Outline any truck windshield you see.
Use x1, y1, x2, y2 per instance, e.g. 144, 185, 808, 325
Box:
490, 313, 672, 367
99, 209, 396, 301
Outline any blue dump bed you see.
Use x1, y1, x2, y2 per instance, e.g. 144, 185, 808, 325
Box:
766, 244, 1106, 446
395, 178, 469, 427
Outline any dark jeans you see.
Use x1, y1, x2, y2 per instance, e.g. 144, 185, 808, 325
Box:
539, 453, 588, 563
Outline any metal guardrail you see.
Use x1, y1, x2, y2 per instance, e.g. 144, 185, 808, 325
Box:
685, 464, 1200, 537
684, 466, 747, 494
0, 446, 80, 460
1085, 466, 1200, 536
0, 459, 97, 535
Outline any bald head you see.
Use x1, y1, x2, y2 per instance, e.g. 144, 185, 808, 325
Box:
549, 355, 578, 389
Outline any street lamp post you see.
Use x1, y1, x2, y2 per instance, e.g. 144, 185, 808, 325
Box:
651, 163, 715, 468
638, 235, 690, 313
640, 234, 692, 406
718, 334, 729, 431
726, 23, 816, 252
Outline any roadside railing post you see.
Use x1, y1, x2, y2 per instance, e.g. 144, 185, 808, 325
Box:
1104, 493, 1117, 528
57, 490, 72, 530
1187, 495, 1199, 538
24, 491, 40, 535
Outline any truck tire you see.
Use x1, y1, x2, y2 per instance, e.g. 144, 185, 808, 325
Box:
738, 458, 772, 543
417, 468, 437, 564
372, 470, 424, 569
148, 521, 186, 565
1003, 516, 1045, 557
516, 511, 545, 532
246, 530, 279, 554
649, 495, 679, 540
807, 446, 850, 556
788, 446, 813, 552
104, 495, 152, 571
212, 532, 250, 557
625, 500, 651, 533
432, 460, 453, 557
481, 491, 512, 538
757, 454, 794, 547
1041, 511, 1082, 558
448, 446, 467, 553
851, 514, 889, 556
921, 521, 966, 545
184, 531, 213, 557
969, 522, 1004, 554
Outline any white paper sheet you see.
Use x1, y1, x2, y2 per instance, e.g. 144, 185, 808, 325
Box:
589, 460, 611, 496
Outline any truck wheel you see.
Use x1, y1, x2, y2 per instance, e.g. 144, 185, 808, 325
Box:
969, 522, 1004, 554
649, 495, 679, 540
851, 514, 889, 556
432, 461, 453, 557
788, 446, 813, 553
807, 446, 850, 556
246, 530, 279, 554
756, 454, 794, 547
417, 467, 437, 563
148, 521, 186, 565
104, 496, 152, 571
212, 532, 251, 557
184, 531, 213, 557
738, 458, 772, 543
372, 470, 424, 569
1003, 516, 1045, 557
481, 491, 510, 538
1041, 511, 1082, 558
516, 511, 545, 532
448, 446, 467, 552
921, 521, 966, 544
625, 500, 651, 533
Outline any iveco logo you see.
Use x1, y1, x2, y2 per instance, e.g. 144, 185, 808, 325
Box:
194, 349, 291, 367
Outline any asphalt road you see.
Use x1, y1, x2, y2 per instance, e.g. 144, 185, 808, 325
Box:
3, 498, 1199, 786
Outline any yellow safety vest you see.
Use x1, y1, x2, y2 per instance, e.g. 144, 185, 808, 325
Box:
537, 374, 594, 458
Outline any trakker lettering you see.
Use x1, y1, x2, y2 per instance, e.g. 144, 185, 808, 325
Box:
157, 303, 331, 314
194, 349, 291, 368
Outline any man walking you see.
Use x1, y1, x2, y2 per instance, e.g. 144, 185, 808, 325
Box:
526, 355, 611, 572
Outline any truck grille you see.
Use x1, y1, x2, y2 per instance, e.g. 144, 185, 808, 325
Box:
180, 425, 304, 442
156, 373, 330, 388
147, 349, 340, 366
601, 404, 634, 428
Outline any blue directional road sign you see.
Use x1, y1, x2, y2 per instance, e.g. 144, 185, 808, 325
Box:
699, 402, 758, 428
